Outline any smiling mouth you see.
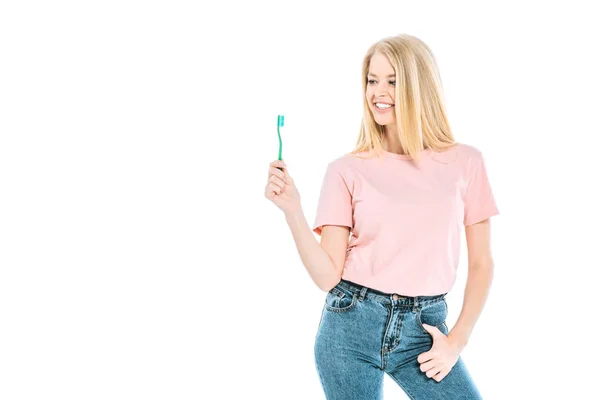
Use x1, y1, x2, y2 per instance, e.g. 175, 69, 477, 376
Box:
374, 103, 394, 109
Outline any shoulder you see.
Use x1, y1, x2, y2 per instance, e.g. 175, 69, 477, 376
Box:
320, 152, 367, 187
326, 152, 364, 172
454, 142, 483, 158
447, 142, 485, 166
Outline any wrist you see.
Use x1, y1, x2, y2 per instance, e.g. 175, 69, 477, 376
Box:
284, 208, 304, 221
447, 330, 469, 351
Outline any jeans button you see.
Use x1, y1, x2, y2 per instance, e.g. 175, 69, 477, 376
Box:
392, 294, 399, 300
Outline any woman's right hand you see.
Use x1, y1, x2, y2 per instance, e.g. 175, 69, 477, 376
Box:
264, 159, 302, 215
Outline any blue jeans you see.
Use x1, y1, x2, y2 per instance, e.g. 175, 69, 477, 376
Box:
314, 279, 482, 400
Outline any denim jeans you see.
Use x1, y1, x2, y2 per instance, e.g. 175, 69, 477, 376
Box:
314, 279, 482, 400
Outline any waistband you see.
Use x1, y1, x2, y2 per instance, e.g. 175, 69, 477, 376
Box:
336, 278, 447, 307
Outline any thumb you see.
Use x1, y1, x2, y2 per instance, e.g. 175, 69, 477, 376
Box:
422, 323, 439, 338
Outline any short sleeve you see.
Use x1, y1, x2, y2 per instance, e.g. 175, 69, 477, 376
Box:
463, 153, 500, 226
312, 162, 353, 236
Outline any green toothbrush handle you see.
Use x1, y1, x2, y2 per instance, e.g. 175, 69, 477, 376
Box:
277, 115, 284, 169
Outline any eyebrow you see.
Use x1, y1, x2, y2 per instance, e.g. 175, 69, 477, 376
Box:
367, 73, 396, 78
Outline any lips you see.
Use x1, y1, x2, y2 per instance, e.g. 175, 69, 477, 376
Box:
374, 102, 394, 108
374, 102, 394, 113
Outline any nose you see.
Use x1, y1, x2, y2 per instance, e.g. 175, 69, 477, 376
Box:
375, 86, 390, 99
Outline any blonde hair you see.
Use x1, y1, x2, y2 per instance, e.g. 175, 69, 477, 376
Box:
352, 34, 456, 163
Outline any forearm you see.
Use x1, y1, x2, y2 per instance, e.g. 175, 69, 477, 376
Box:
448, 264, 494, 350
284, 209, 340, 292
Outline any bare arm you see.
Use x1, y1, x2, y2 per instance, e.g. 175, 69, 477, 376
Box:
448, 218, 494, 350
285, 210, 350, 292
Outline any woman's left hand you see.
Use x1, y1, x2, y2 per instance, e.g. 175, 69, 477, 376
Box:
417, 324, 461, 382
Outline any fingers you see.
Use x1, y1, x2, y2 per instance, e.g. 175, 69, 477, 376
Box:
420, 359, 437, 373
268, 159, 292, 183
420, 358, 443, 380
280, 164, 291, 179
268, 182, 282, 195
265, 160, 285, 199
426, 366, 443, 379
275, 160, 292, 181
265, 159, 294, 202
270, 159, 286, 169
269, 174, 285, 189
433, 371, 448, 382
268, 166, 286, 182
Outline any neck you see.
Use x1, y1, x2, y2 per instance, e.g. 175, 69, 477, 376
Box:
382, 125, 406, 154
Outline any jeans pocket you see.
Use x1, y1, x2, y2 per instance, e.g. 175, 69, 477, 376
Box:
324, 286, 358, 313
416, 299, 447, 333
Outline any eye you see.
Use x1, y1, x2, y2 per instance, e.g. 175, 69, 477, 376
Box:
389, 80, 396, 85
367, 79, 376, 84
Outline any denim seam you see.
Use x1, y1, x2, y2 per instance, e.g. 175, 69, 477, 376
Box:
324, 292, 358, 313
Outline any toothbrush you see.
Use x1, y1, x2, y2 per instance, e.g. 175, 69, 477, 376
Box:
277, 115, 284, 169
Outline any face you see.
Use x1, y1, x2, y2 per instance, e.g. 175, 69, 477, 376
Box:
365, 52, 396, 127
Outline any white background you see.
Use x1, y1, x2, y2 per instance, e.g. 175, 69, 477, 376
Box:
1, 1, 599, 399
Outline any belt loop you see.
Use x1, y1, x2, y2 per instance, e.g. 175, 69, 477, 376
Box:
413, 295, 419, 312
358, 287, 367, 302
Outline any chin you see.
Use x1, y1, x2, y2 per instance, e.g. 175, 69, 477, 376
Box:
375, 117, 395, 125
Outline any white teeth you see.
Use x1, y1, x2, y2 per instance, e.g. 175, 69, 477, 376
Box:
375, 103, 392, 109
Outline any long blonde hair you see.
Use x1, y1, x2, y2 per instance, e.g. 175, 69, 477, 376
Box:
352, 34, 456, 163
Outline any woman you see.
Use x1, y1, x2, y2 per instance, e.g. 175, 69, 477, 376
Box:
264, 34, 499, 400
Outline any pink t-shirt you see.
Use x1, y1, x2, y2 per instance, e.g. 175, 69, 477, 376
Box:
312, 143, 499, 296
